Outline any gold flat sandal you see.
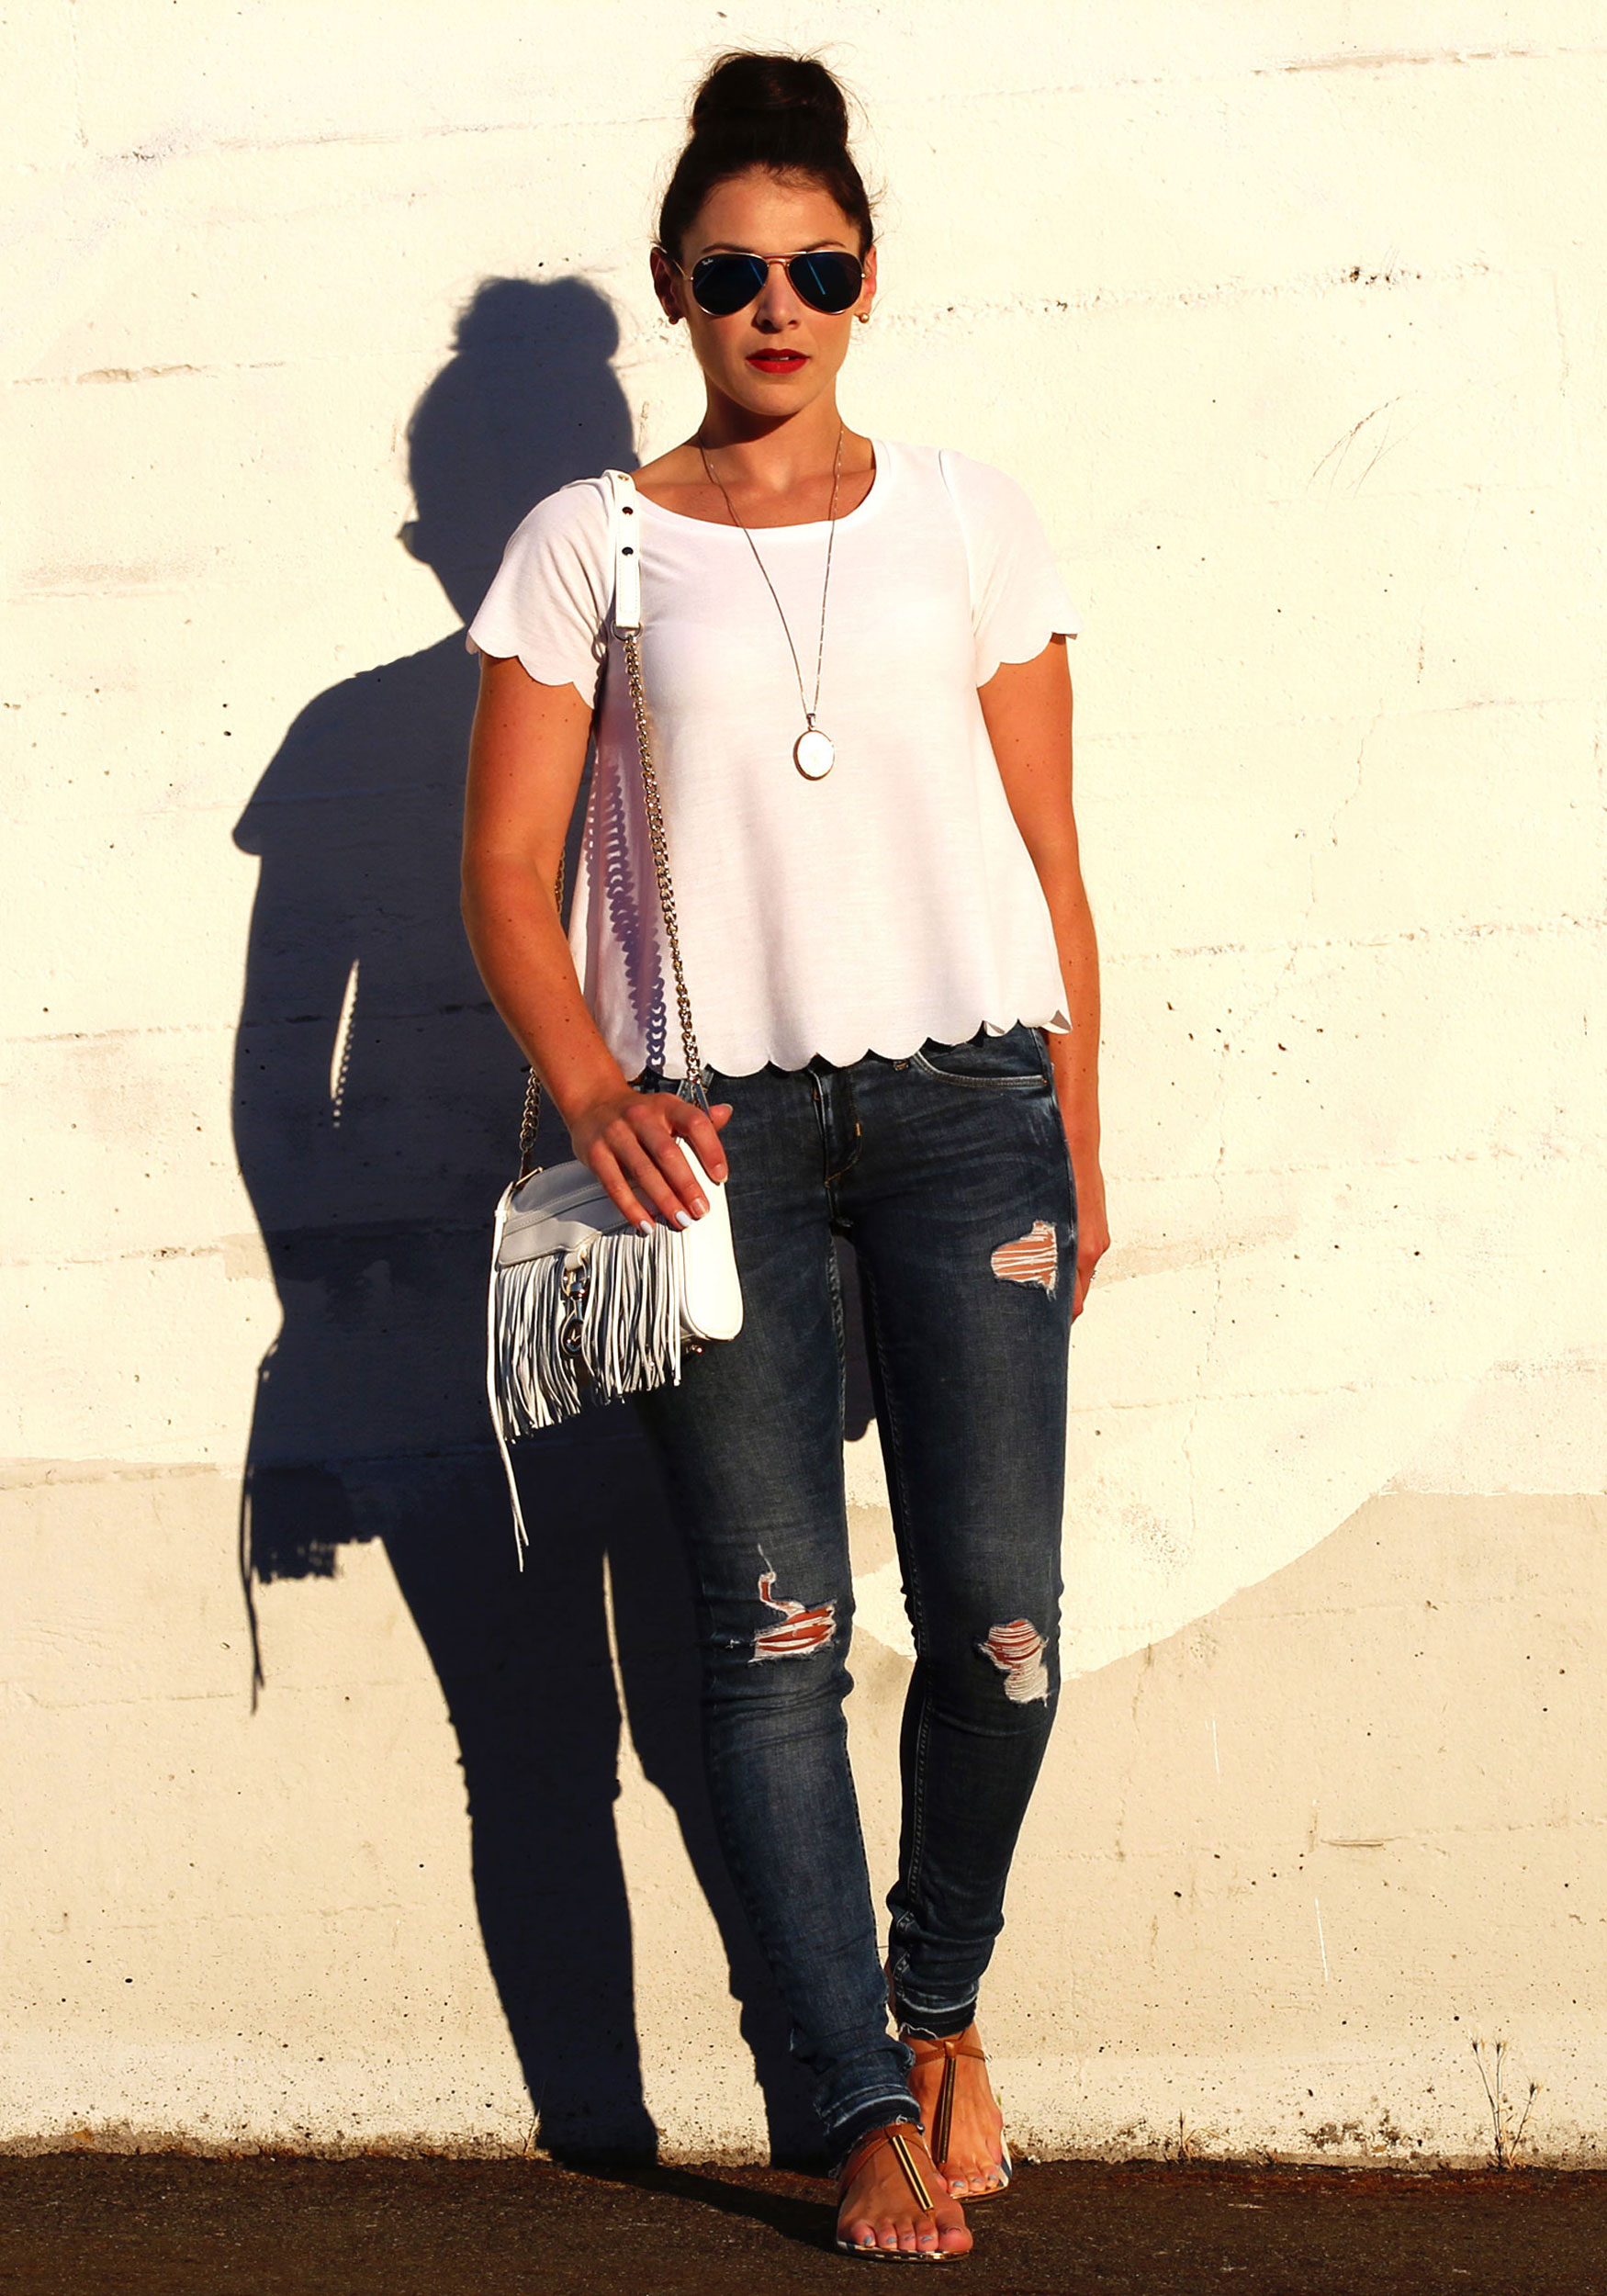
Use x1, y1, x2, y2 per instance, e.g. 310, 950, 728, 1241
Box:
835, 2122, 965, 2261
901, 2030, 1014, 2202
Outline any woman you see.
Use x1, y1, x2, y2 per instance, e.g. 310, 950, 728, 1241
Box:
462, 51, 1107, 2261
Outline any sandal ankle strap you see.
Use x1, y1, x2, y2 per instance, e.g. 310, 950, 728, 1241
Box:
900, 2030, 988, 2063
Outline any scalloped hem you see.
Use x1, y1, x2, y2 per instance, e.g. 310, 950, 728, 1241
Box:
464, 628, 599, 703
974, 617, 1080, 690
638, 1008, 1073, 1084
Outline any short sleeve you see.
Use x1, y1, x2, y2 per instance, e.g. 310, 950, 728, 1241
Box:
466, 477, 612, 701
938, 450, 1080, 687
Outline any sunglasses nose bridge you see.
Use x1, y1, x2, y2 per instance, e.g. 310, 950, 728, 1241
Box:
753, 257, 806, 322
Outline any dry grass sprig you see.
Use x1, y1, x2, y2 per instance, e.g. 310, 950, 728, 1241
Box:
1472, 2037, 1541, 2169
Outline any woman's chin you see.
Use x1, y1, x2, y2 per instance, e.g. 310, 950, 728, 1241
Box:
719, 367, 834, 420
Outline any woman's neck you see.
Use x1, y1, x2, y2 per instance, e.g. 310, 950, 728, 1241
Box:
634, 397, 875, 527
692, 394, 863, 501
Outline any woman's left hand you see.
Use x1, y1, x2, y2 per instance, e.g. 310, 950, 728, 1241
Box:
1066, 1143, 1108, 1320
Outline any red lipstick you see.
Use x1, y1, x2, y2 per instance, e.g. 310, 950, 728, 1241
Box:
747, 351, 806, 375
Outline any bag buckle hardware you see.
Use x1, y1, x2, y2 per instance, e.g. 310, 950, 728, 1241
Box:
559, 1255, 590, 1355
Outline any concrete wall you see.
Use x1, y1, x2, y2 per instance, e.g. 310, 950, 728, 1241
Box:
5, 1, 1604, 2162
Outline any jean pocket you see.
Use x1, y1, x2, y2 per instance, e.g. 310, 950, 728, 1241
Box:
909, 1025, 1051, 1091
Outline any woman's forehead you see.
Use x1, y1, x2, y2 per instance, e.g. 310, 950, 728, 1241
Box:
686, 170, 858, 254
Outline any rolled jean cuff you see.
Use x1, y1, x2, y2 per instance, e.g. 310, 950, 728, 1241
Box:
891, 1993, 978, 2043
829, 2099, 924, 2182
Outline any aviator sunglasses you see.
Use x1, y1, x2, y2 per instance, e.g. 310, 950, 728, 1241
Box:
665, 247, 866, 319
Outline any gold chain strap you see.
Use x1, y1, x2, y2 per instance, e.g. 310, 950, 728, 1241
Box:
623, 625, 704, 1092
516, 625, 704, 1182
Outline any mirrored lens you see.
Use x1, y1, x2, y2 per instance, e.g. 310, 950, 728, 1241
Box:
690, 253, 769, 316
786, 253, 863, 313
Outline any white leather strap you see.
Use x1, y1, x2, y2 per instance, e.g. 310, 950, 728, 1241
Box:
605, 467, 643, 634
485, 1180, 530, 1560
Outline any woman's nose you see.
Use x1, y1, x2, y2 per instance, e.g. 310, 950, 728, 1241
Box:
751, 263, 802, 328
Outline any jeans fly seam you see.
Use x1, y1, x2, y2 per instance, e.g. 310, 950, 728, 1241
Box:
826, 1233, 848, 1441
823, 1067, 863, 1185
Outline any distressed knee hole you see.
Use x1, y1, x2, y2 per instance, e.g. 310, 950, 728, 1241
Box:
980, 1618, 1050, 1704
751, 1570, 836, 1661
991, 1221, 1058, 1294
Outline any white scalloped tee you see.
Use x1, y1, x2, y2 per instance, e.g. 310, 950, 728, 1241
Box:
467, 438, 1078, 1080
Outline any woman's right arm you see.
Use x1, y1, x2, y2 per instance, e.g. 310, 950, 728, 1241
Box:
461, 652, 728, 1230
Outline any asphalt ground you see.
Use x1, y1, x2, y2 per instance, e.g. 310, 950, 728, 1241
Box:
3, 2155, 1604, 2295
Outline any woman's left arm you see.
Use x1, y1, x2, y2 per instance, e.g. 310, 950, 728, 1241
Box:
979, 635, 1109, 1318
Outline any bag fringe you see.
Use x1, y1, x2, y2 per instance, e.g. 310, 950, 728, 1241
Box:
493, 1223, 687, 1443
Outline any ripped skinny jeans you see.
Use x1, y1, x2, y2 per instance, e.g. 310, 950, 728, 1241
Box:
634, 1025, 1075, 2168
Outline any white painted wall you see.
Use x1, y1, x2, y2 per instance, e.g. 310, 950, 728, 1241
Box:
5, 1, 1605, 2163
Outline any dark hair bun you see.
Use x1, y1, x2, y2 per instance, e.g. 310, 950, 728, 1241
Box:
658, 50, 873, 259
691, 51, 849, 150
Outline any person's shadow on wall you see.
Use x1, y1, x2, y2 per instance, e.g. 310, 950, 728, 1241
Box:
231, 276, 825, 2164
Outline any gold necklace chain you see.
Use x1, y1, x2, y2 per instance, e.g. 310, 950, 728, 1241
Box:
698, 426, 845, 749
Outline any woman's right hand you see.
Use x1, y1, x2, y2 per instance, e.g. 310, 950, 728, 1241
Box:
568, 1088, 734, 1235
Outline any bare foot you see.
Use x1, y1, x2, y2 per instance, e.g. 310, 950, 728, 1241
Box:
837, 2126, 972, 2258
904, 2024, 1008, 2200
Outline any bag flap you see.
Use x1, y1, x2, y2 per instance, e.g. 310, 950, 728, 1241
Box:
504, 1158, 627, 1232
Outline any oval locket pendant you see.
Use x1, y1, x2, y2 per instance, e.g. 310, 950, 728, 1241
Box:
794, 725, 836, 781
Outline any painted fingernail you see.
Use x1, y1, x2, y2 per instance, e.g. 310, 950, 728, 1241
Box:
674, 1210, 693, 1229
637, 1220, 655, 1236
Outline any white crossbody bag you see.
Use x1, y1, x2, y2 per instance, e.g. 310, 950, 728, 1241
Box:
487, 469, 744, 1557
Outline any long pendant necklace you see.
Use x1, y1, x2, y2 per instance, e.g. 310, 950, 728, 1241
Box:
699, 426, 845, 781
